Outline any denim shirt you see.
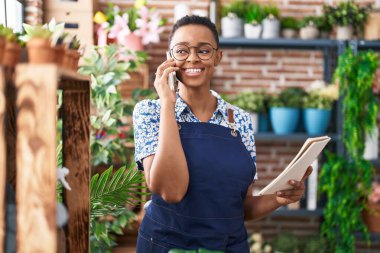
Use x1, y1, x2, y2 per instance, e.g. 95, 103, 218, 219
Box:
133, 90, 257, 179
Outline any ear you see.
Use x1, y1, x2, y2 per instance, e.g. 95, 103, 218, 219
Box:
214, 50, 223, 66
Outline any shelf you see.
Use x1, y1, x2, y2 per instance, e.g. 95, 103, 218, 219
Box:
356, 40, 380, 50
271, 207, 323, 217
255, 132, 340, 142
371, 159, 380, 167
219, 37, 339, 50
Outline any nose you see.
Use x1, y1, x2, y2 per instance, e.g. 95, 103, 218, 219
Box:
186, 48, 200, 63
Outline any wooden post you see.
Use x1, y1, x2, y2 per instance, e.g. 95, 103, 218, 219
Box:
15, 64, 57, 253
61, 78, 90, 252
0, 68, 6, 252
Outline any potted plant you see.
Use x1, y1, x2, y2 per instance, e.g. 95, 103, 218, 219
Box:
280, 17, 299, 39
63, 35, 81, 71
221, 0, 246, 38
93, 1, 166, 50
319, 48, 378, 252
2, 27, 23, 68
53, 32, 68, 66
269, 87, 306, 135
243, 2, 264, 39
315, 15, 332, 39
303, 83, 338, 135
230, 91, 266, 133
299, 16, 319, 40
261, 4, 281, 39
363, 182, 380, 233
0, 25, 6, 63
21, 24, 54, 63
324, 1, 370, 40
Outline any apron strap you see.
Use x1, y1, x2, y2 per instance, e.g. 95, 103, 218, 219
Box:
227, 108, 237, 137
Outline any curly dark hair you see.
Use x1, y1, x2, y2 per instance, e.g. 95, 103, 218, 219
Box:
168, 15, 219, 48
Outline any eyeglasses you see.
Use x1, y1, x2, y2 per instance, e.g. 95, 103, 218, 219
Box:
170, 43, 218, 61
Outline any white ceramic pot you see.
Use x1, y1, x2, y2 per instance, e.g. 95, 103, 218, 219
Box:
221, 15, 243, 38
249, 112, 259, 133
364, 128, 379, 160
244, 23, 262, 39
262, 17, 280, 39
336, 25, 353, 40
300, 26, 319, 40
282, 29, 297, 39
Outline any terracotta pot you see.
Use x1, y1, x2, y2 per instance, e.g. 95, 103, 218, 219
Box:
63, 49, 81, 70
0, 36, 5, 64
54, 44, 65, 66
26, 38, 55, 63
363, 201, 380, 233
3, 41, 22, 68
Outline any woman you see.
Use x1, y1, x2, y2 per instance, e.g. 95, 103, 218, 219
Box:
133, 15, 312, 252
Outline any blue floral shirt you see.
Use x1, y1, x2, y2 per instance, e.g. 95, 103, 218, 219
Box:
133, 90, 257, 179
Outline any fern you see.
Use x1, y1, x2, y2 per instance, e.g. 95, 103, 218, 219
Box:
90, 165, 148, 221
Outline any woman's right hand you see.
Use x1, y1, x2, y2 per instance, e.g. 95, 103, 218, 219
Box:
153, 58, 179, 105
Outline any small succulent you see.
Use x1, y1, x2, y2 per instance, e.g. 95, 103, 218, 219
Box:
21, 24, 53, 42
68, 35, 81, 50
262, 4, 280, 19
221, 0, 247, 19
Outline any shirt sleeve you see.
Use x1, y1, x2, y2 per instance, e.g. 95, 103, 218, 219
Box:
240, 112, 258, 181
133, 99, 160, 171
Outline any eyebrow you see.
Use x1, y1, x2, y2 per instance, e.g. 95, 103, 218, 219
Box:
174, 41, 216, 47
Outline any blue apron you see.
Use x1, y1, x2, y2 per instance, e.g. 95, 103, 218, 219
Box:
136, 115, 256, 252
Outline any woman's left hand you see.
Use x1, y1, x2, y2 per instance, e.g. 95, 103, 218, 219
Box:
275, 166, 313, 205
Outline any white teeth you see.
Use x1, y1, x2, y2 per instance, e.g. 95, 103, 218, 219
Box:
185, 68, 202, 73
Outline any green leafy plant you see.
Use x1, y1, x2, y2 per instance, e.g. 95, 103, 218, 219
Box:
244, 2, 264, 24
79, 44, 147, 166
281, 17, 299, 30
21, 24, 52, 40
303, 92, 335, 109
319, 48, 379, 253
230, 91, 266, 113
315, 15, 332, 33
90, 165, 149, 252
262, 4, 280, 19
221, 0, 247, 19
271, 232, 300, 253
299, 16, 319, 28
323, 1, 371, 35
269, 87, 306, 108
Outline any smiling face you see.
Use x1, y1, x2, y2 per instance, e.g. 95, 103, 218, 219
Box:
169, 24, 222, 89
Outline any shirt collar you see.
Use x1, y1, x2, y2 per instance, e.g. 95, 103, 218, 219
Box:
175, 90, 230, 123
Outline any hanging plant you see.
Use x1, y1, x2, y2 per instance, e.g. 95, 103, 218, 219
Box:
319, 47, 379, 253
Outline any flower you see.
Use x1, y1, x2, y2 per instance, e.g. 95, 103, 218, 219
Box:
94, 11, 108, 24
369, 182, 380, 204
93, 1, 165, 50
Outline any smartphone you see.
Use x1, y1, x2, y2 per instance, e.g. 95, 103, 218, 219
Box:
166, 51, 178, 91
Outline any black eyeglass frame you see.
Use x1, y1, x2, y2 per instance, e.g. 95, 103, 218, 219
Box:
169, 43, 219, 61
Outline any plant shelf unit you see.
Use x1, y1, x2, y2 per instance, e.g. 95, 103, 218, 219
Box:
0, 64, 91, 253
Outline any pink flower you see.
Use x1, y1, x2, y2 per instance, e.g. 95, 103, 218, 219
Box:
108, 14, 132, 44
135, 7, 164, 45
369, 182, 380, 204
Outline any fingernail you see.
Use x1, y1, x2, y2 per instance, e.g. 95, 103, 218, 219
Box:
277, 191, 282, 195
291, 180, 295, 184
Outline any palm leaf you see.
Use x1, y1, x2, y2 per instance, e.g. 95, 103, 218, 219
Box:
90, 164, 149, 220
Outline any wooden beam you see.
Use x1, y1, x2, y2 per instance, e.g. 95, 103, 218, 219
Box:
61, 79, 90, 252
15, 64, 57, 253
0, 68, 6, 252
